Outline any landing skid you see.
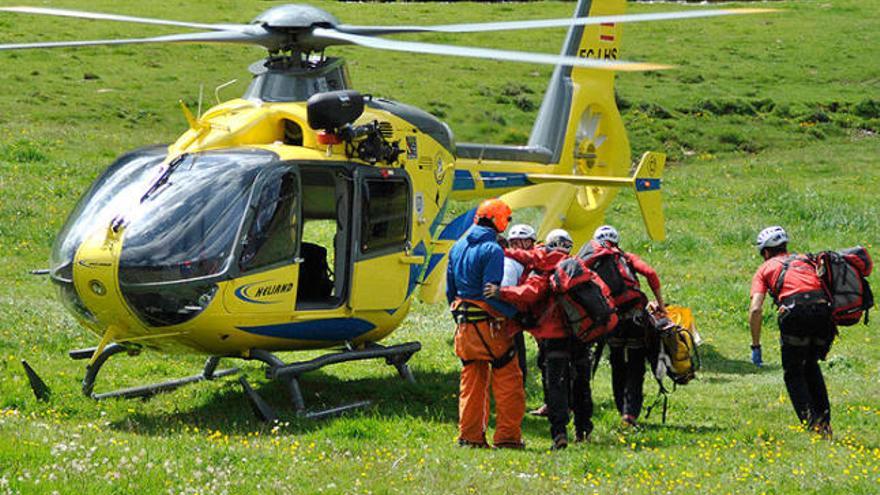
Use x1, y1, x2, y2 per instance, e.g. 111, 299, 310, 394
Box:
21, 341, 421, 422
242, 341, 421, 421
70, 344, 240, 400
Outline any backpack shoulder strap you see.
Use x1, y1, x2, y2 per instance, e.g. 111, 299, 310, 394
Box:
577, 240, 597, 260
772, 255, 799, 304
619, 250, 638, 274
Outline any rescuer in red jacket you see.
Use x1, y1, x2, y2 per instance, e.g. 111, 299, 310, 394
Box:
503, 224, 538, 389
486, 229, 593, 450
582, 225, 665, 430
749, 226, 835, 439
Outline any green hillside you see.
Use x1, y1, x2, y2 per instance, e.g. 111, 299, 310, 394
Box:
0, 1, 878, 493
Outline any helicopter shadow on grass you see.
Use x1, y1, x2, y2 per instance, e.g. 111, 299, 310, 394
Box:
108, 367, 462, 436
699, 343, 779, 375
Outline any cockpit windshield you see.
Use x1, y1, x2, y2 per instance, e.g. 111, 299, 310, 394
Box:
51, 146, 166, 282
118, 150, 277, 285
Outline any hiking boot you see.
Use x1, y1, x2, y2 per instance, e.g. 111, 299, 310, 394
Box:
551, 433, 568, 451
811, 422, 833, 441
494, 441, 526, 450
575, 431, 591, 443
458, 438, 490, 449
820, 424, 833, 441
529, 404, 549, 417
620, 414, 640, 431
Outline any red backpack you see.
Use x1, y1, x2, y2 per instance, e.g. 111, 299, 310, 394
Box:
816, 247, 874, 326
577, 240, 647, 311
549, 257, 619, 343
770, 254, 822, 305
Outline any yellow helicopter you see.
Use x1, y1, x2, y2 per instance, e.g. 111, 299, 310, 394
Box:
3, 0, 771, 419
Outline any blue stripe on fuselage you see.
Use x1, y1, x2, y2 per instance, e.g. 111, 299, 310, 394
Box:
478, 172, 528, 189
236, 318, 375, 341
453, 170, 475, 191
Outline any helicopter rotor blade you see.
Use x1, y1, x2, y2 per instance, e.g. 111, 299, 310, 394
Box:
335, 7, 778, 35
0, 29, 279, 52
311, 27, 671, 71
0, 6, 251, 32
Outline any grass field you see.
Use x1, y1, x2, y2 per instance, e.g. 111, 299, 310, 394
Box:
1, 1, 879, 493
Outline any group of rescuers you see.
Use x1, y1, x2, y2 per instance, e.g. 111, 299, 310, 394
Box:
446, 199, 838, 450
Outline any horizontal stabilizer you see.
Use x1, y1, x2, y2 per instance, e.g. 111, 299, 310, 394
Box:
524, 151, 666, 240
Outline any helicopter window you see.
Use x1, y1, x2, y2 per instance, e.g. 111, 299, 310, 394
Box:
50, 146, 166, 282
283, 119, 303, 146
118, 150, 276, 285
255, 73, 311, 103
360, 178, 410, 254
239, 168, 299, 272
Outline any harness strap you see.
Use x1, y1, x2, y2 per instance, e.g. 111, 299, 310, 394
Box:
779, 290, 828, 309
780, 334, 830, 347
491, 346, 517, 369
644, 378, 670, 424
467, 321, 517, 369
451, 303, 492, 323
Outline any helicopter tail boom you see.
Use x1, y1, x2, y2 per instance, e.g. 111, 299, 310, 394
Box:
451, 0, 633, 191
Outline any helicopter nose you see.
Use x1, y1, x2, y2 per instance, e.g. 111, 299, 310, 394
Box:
72, 227, 132, 339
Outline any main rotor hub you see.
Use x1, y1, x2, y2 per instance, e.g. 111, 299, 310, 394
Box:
251, 5, 339, 30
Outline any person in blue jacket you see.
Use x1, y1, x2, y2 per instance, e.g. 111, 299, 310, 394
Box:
446, 199, 525, 449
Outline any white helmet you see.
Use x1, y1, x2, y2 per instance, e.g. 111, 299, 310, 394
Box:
545, 229, 573, 251
593, 225, 620, 245
756, 226, 789, 251
508, 223, 537, 241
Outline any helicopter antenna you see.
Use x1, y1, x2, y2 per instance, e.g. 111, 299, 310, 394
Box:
214, 79, 238, 106
197, 84, 204, 119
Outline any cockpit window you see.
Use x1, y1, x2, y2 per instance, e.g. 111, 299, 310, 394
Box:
118, 150, 276, 285
51, 146, 166, 282
239, 166, 299, 272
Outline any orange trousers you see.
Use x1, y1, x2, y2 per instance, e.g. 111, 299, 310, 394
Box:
454, 318, 526, 446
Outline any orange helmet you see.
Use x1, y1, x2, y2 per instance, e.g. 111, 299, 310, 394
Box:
474, 198, 512, 232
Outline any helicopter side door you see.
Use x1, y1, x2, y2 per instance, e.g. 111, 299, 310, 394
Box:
348, 167, 418, 311
223, 164, 301, 314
